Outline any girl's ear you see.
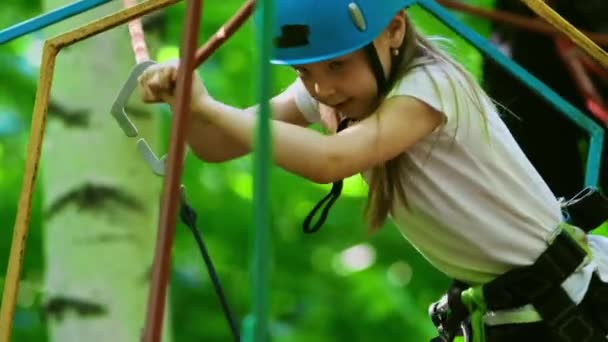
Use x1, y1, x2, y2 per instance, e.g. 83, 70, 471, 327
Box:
387, 10, 407, 49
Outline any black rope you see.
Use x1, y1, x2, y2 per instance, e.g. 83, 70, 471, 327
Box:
302, 118, 351, 233
178, 187, 240, 342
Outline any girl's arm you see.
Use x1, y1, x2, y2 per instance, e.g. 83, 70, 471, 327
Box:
186, 88, 309, 162
196, 95, 444, 183
137, 60, 310, 163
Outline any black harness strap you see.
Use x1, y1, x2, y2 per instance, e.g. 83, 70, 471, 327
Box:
364, 43, 388, 94
580, 272, 608, 333
483, 231, 586, 309
482, 230, 606, 342
431, 229, 608, 342
302, 118, 351, 233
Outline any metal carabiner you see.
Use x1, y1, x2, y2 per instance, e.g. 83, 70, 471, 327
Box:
110, 60, 166, 176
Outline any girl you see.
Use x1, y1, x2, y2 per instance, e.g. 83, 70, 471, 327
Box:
138, 0, 608, 341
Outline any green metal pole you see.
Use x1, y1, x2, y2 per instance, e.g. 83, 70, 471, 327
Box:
248, 0, 274, 341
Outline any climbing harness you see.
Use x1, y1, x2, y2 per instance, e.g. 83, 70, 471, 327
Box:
429, 188, 608, 342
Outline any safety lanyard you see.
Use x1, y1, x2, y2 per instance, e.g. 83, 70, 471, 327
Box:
302, 118, 351, 233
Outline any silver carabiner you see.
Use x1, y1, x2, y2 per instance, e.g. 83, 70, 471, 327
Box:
110, 60, 166, 176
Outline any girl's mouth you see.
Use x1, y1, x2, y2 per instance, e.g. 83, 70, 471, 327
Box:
334, 100, 350, 112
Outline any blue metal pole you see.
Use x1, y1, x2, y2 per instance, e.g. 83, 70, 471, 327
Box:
418, 0, 604, 187
0, 0, 112, 44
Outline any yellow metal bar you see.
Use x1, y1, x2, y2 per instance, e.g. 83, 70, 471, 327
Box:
519, 0, 608, 69
51, 0, 181, 49
0, 42, 57, 341
0, 1, 181, 340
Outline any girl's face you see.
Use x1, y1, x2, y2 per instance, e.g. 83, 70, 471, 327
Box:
294, 49, 381, 120
293, 12, 407, 121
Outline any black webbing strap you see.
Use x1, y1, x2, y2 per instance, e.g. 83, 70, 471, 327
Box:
580, 272, 608, 334
481, 230, 605, 342
483, 230, 587, 310
179, 187, 240, 341
302, 118, 351, 233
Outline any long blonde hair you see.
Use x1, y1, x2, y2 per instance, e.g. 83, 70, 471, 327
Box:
364, 13, 492, 231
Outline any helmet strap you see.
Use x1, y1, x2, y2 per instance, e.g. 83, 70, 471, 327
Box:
364, 42, 404, 96
364, 43, 388, 95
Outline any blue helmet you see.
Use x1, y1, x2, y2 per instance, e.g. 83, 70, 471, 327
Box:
271, 0, 412, 65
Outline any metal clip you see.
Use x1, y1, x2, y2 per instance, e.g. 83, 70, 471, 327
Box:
110, 60, 166, 176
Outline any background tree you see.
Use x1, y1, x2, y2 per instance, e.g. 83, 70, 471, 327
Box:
38, 1, 173, 341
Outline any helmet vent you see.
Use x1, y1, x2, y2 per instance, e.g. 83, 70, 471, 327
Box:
348, 3, 367, 32
274, 25, 310, 48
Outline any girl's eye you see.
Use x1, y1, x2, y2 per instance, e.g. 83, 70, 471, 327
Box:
328, 61, 345, 71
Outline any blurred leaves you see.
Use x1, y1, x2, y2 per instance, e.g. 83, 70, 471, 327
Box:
0, 0, 42, 32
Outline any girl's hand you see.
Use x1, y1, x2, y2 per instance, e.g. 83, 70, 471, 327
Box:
137, 59, 209, 112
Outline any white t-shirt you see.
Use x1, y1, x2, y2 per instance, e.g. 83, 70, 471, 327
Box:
289, 58, 608, 312
289, 60, 565, 284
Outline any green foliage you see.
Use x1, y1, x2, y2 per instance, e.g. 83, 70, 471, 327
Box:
0, 1, 505, 341
0, 5, 46, 339
0, 47, 38, 116
0, 0, 42, 33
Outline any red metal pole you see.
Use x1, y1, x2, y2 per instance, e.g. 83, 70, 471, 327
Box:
141, 1, 257, 340
141, 0, 202, 340
194, 0, 255, 66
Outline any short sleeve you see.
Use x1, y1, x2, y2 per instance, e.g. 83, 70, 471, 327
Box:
287, 78, 321, 123
386, 64, 458, 128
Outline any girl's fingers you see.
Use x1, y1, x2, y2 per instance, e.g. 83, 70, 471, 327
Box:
161, 66, 176, 93
137, 61, 187, 104
139, 68, 170, 103
138, 70, 156, 102
142, 84, 159, 103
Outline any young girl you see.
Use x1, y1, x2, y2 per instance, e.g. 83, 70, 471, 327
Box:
138, 0, 608, 341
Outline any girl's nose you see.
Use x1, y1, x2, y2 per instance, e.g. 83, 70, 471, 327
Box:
314, 80, 336, 99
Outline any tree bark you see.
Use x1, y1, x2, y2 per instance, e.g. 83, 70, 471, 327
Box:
40, 2, 173, 341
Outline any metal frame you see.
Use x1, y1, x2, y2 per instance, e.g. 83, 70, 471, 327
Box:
0, 0, 112, 44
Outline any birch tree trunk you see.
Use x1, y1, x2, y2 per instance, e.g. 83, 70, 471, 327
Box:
39, 2, 173, 341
